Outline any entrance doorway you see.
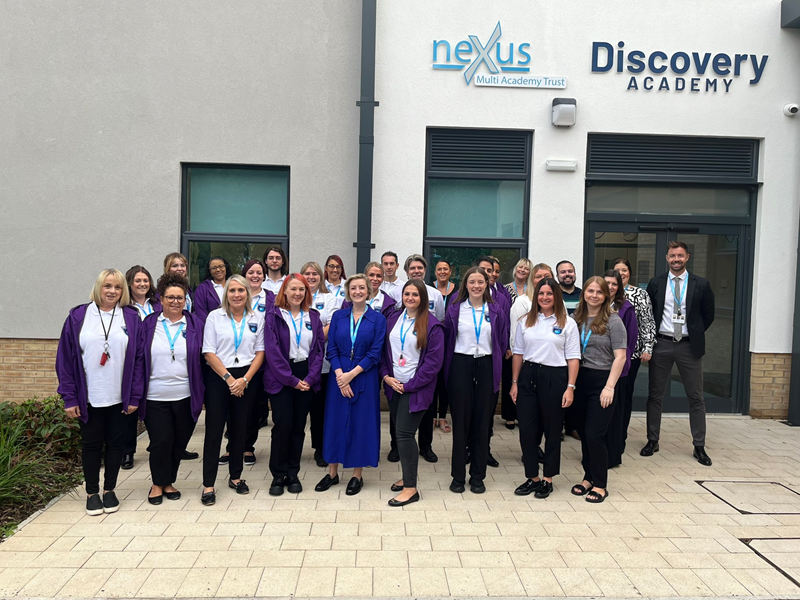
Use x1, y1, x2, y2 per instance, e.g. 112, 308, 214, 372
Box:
586, 221, 752, 414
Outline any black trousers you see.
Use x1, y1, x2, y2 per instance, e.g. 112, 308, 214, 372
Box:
434, 371, 450, 419
144, 397, 196, 487
122, 410, 139, 456
390, 383, 435, 453
202, 365, 256, 488
388, 393, 427, 488
501, 355, 517, 422
621, 358, 642, 454
225, 373, 268, 455
605, 377, 627, 468
573, 367, 615, 489
517, 362, 567, 479
79, 404, 127, 494
310, 373, 329, 453
449, 354, 494, 485
269, 360, 312, 480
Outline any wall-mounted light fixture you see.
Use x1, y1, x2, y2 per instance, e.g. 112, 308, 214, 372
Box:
552, 98, 576, 127
545, 160, 578, 172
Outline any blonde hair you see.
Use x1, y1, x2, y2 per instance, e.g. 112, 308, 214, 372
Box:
163, 252, 188, 275
90, 269, 129, 307
300, 262, 329, 295
364, 262, 384, 298
344, 273, 371, 303
220, 275, 254, 316
524, 262, 555, 302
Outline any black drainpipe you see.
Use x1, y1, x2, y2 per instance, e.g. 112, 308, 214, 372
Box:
353, 0, 379, 271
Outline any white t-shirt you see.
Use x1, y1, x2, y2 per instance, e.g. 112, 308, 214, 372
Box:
454, 301, 493, 357
389, 310, 420, 384
202, 308, 265, 368
380, 277, 405, 300
212, 282, 225, 302
311, 290, 338, 374
280, 309, 314, 361
250, 290, 268, 322
512, 313, 581, 367
426, 284, 445, 321
326, 281, 347, 308
132, 299, 155, 321
509, 296, 532, 348
80, 302, 128, 408
262, 275, 286, 295
148, 314, 190, 402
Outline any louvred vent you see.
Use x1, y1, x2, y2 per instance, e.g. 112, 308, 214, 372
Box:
428, 129, 530, 174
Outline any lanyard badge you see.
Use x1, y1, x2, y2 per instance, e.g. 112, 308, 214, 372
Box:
349, 308, 365, 360
471, 303, 486, 357
580, 323, 592, 362
99, 305, 117, 366
398, 311, 415, 367
162, 320, 185, 361
290, 310, 304, 353
230, 316, 246, 364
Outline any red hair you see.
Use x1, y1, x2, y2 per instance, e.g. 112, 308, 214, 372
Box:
275, 274, 313, 312
324, 255, 346, 281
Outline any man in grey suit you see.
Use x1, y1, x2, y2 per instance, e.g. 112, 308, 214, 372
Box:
640, 241, 715, 466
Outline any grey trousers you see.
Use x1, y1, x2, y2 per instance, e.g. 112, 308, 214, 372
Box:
388, 393, 427, 488
646, 338, 706, 446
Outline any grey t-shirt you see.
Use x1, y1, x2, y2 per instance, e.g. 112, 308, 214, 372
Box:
572, 313, 627, 370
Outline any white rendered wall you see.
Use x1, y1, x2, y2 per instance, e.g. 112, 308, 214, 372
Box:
371, 0, 800, 354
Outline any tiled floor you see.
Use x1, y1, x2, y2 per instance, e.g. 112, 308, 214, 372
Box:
3, 413, 800, 598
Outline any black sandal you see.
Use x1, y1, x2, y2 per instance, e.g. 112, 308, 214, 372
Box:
571, 481, 592, 496
586, 489, 609, 503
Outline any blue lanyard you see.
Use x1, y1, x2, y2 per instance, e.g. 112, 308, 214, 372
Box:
185, 293, 192, 312
515, 283, 526, 297
313, 290, 318, 303
670, 275, 686, 313
471, 303, 486, 347
580, 323, 592, 354
289, 310, 303, 348
252, 293, 262, 310
230, 315, 246, 361
161, 319, 184, 361
136, 301, 152, 316
369, 293, 381, 308
399, 311, 415, 355
349, 308, 366, 358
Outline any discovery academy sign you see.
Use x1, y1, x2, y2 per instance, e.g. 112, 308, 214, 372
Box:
591, 42, 769, 93
432, 22, 567, 89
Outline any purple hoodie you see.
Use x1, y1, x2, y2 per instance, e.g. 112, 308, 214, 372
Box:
342, 289, 398, 321
139, 310, 206, 422
263, 306, 325, 393
443, 299, 509, 394
617, 300, 639, 378
55, 304, 145, 423
379, 312, 444, 413
193, 279, 222, 324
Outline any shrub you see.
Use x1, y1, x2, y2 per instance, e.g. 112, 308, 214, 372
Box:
0, 396, 81, 460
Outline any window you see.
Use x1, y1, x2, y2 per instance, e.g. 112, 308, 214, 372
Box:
424, 128, 530, 285
587, 185, 750, 216
182, 164, 289, 286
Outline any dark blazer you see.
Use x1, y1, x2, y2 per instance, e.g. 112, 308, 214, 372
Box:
646, 271, 715, 358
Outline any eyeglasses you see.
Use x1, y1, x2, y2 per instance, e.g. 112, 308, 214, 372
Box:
326, 264, 341, 270
209, 265, 226, 272
164, 296, 186, 303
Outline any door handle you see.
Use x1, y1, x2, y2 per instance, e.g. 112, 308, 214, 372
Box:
669, 226, 700, 233
638, 226, 668, 232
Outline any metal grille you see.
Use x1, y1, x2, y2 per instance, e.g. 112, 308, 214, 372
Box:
587, 134, 759, 183
428, 129, 530, 174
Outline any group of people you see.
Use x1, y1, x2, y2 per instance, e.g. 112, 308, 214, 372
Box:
56, 241, 715, 515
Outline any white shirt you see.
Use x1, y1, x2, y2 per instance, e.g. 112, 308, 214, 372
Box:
368, 291, 386, 312
380, 277, 405, 300
250, 290, 268, 322
426, 284, 445, 321
660, 270, 689, 336
262, 275, 286, 295
202, 308, 265, 368
454, 301, 493, 356
326, 281, 347, 308
513, 313, 581, 367
280, 308, 313, 361
213, 282, 224, 302
389, 310, 421, 383
133, 299, 155, 321
509, 296, 532, 348
311, 290, 338, 374
80, 302, 128, 407
148, 314, 190, 402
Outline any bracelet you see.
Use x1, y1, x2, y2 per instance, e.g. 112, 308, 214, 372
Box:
567, 384, 576, 389
511, 380, 518, 384
603, 386, 614, 392
243, 375, 249, 387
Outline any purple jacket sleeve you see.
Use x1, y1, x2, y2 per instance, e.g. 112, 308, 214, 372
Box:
265, 311, 300, 390
125, 309, 146, 411
306, 313, 325, 391
378, 311, 398, 382
357, 312, 386, 373
403, 323, 444, 394
55, 314, 78, 410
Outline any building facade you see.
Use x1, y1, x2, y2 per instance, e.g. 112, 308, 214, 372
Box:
1, 0, 799, 416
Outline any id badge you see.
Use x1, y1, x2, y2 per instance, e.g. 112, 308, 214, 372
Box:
672, 313, 686, 327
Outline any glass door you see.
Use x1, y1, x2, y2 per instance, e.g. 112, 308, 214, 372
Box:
587, 222, 747, 413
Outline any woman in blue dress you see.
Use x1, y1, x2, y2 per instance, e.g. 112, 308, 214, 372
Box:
315, 273, 386, 496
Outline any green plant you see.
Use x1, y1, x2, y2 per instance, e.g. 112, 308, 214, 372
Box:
0, 396, 81, 459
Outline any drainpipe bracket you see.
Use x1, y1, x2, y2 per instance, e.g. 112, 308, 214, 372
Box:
356, 100, 380, 106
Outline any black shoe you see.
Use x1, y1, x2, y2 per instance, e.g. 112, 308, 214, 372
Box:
269, 477, 285, 496
102, 491, 119, 514
514, 479, 542, 496
640, 441, 659, 456
218, 453, 230, 465
534, 480, 554, 499
314, 451, 328, 468
121, 454, 134, 470
315, 474, 340, 492
345, 477, 363, 496
487, 453, 499, 468
181, 450, 199, 460
449, 480, 465, 493
164, 490, 181, 501
86, 494, 104, 516
538, 447, 545, 463
244, 453, 256, 466
148, 493, 163, 505
201, 490, 216, 506
286, 476, 303, 494
505, 422, 515, 430
470, 480, 486, 494
391, 482, 404, 492
387, 448, 400, 463
388, 491, 420, 507
693, 446, 712, 466
420, 448, 438, 463
228, 479, 249, 495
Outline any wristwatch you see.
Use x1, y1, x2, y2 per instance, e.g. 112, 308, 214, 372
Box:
567, 383, 576, 389
222, 373, 232, 382
243, 375, 249, 387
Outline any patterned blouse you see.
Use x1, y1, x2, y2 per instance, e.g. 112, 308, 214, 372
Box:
505, 282, 527, 305
624, 285, 656, 359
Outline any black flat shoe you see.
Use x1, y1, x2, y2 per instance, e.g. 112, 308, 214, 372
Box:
388, 491, 420, 507
269, 477, 285, 496
201, 490, 216, 506
121, 454, 134, 470
693, 446, 712, 466
286, 476, 303, 494
505, 422, 515, 430
449, 480, 465, 493
244, 453, 256, 466
86, 494, 104, 516
487, 453, 499, 468
148, 494, 163, 505
229, 479, 249, 494
314, 451, 328, 468
387, 448, 400, 463
470, 480, 486, 494
640, 441, 659, 456
345, 477, 363, 496
102, 491, 119, 514
218, 454, 230, 465
534, 481, 554, 499
420, 448, 438, 463
514, 479, 542, 496
391, 482, 404, 492
164, 490, 181, 500
181, 450, 199, 460
315, 474, 340, 492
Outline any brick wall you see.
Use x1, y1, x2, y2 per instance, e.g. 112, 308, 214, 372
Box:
750, 352, 791, 418
0, 339, 59, 403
